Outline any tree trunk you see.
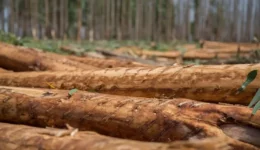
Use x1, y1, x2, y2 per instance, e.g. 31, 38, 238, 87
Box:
68, 55, 146, 68
88, 0, 94, 42
30, 0, 38, 40
0, 62, 259, 104
63, 0, 68, 40
0, 122, 231, 150
8, 0, 14, 33
59, 0, 64, 39
0, 43, 96, 71
76, 0, 82, 42
0, 86, 259, 149
128, 0, 133, 40
105, 0, 110, 39
44, 0, 50, 39
51, 0, 57, 39
135, 0, 141, 40
0, 0, 4, 30
0, 68, 10, 73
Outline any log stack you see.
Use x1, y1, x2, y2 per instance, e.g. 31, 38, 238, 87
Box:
0, 42, 259, 150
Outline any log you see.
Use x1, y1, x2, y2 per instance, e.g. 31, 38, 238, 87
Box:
60, 45, 85, 55
204, 41, 259, 49
183, 49, 251, 60
0, 86, 259, 149
0, 122, 230, 150
0, 42, 96, 71
114, 46, 249, 60
0, 64, 259, 104
95, 48, 159, 66
0, 68, 11, 73
68, 55, 148, 68
203, 41, 259, 52
115, 46, 181, 59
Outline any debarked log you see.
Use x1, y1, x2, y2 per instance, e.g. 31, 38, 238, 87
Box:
0, 68, 11, 73
0, 122, 231, 150
68, 55, 148, 68
0, 64, 259, 104
0, 86, 259, 149
0, 42, 96, 71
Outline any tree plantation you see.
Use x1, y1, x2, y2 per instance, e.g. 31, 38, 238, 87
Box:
0, 0, 260, 150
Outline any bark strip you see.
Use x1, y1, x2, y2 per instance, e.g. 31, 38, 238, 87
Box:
0, 64, 259, 104
0, 86, 259, 149
0, 122, 230, 150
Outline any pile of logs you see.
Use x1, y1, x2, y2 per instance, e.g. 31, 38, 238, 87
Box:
0, 42, 260, 150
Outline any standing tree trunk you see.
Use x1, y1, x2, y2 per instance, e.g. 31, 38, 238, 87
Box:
76, 0, 82, 42
44, 0, 50, 39
116, 0, 122, 40
166, 0, 173, 41
30, 0, 38, 40
105, 0, 110, 39
88, 0, 94, 42
0, 0, 4, 30
51, 0, 57, 39
8, 0, 14, 33
128, 0, 133, 40
135, 0, 140, 40
63, 0, 68, 40
59, 0, 64, 39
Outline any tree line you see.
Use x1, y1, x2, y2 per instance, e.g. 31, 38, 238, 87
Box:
0, 0, 259, 42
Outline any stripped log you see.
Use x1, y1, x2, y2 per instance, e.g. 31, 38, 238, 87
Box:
95, 48, 159, 65
0, 68, 11, 73
115, 46, 181, 59
68, 55, 148, 68
0, 86, 259, 149
0, 122, 230, 150
0, 64, 259, 104
202, 41, 259, 53
0, 42, 96, 71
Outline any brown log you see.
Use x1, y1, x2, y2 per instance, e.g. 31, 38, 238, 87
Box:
203, 41, 259, 52
68, 55, 148, 68
95, 48, 159, 66
0, 42, 96, 71
114, 46, 248, 60
115, 46, 181, 59
0, 122, 230, 150
0, 68, 11, 73
0, 64, 259, 104
0, 86, 259, 149
183, 49, 251, 60
204, 41, 259, 48
60, 45, 85, 55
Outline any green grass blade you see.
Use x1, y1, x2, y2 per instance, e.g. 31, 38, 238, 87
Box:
248, 88, 260, 108
252, 100, 260, 115
69, 88, 78, 96
238, 70, 258, 92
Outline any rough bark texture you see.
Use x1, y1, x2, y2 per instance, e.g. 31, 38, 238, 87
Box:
0, 86, 259, 149
0, 122, 231, 150
0, 43, 96, 71
0, 64, 259, 104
